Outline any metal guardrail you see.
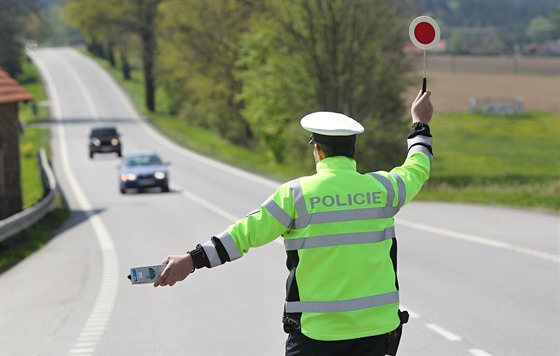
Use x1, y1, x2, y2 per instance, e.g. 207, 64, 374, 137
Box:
0, 148, 57, 242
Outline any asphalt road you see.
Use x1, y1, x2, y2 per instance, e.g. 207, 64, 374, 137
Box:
1, 47, 558, 356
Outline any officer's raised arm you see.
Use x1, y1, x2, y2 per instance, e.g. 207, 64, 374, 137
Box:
387, 91, 434, 209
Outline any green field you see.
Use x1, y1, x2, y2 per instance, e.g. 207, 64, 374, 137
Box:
418, 112, 559, 210
152, 112, 560, 211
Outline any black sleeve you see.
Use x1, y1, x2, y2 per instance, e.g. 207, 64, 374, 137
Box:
407, 122, 433, 155
408, 122, 431, 138
188, 244, 210, 269
211, 236, 231, 264
188, 236, 231, 270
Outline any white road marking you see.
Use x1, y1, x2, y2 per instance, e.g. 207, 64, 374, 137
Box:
175, 184, 239, 223
399, 304, 420, 318
73, 342, 96, 348
69, 348, 94, 354
402, 306, 492, 354
77, 336, 99, 342
397, 219, 559, 263
79, 331, 103, 337
402, 307, 493, 354
28, 49, 118, 356
173, 183, 285, 247
425, 323, 462, 341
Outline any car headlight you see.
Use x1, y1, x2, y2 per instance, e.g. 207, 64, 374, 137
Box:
92, 138, 101, 146
120, 173, 137, 181
111, 138, 119, 146
154, 172, 166, 180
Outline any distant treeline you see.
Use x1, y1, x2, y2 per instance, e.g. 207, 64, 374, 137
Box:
2, 0, 557, 172
415, 0, 559, 55
2, 0, 423, 172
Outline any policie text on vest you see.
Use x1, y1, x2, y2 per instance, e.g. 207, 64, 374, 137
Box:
309, 192, 382, 209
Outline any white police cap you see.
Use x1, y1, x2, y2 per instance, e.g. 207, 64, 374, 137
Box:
301, 111, 364, 136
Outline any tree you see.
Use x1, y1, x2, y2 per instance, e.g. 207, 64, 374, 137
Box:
133, 0, 160, 112
447, 30, 467, 54
238, 0, 412, 170
64, 0, 160, 112
0, 1, 28, 77
526, 16, 555, 44
158, 0, 261, 145
237, 26, 315, 163
417, 0, 557, 55
551, 5, 560, 31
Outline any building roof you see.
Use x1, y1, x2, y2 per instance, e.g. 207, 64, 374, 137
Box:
0, 69, 34, 104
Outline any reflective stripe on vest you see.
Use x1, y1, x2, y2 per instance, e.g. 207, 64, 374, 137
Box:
262, 173, 406, 230
408, 145, 433, 166
407, 135, 432, 148
263, 198, 398, 230
289, 179, 307, 219
407, 135, 433, 166
215, 230, 242, 261
284, 291, 399, 313
390, 172, 406, 209
263, 197, 293, 228
369, 172, 395, 208
369, 172, 406, 212
201, 240, 222, 268
201, 230, 242, 267
284, 226, 396, 251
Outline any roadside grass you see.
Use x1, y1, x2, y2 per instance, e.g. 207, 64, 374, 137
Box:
18, 57, 52, 208
418, 112, 560, 211
148, 113, 305, 181
96, 55, 560, 212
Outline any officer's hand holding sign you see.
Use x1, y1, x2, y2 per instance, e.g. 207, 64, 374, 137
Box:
412, 90, 433, 124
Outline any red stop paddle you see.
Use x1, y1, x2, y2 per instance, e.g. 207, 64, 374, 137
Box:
409, 16, 441, 93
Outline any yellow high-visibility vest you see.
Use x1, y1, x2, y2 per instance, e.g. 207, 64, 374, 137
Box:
204, 139, 432, 341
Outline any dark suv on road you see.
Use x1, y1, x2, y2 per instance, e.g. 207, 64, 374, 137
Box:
89, 127, 122, 158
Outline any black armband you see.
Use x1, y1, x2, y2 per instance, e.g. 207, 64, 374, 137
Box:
408, 122, 431, 138
212, 236, 231, 264
407, 122, 433, 156
188, 244, 210, 269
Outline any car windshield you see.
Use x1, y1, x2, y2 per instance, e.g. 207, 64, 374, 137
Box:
92, 128, 117, 136
124, 154, 162, 167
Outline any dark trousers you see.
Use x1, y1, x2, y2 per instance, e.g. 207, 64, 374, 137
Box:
285, 328, 387, 356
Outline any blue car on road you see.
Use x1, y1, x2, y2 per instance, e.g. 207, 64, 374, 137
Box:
118, 151, 170, 194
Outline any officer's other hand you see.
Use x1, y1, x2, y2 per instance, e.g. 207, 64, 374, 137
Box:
153, 254, 193, 287
411, 90, 433, 124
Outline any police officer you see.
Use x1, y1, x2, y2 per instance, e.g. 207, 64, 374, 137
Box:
154, 90, 434, 356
